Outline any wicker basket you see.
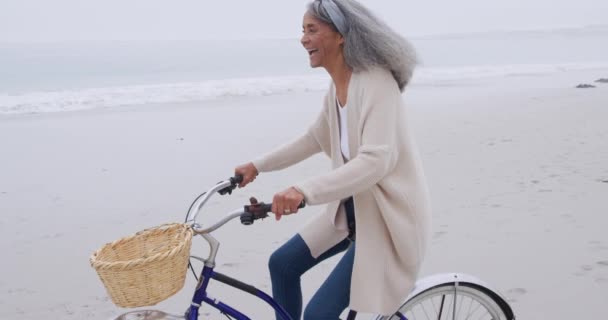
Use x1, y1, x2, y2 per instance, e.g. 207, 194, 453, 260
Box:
90, 223, 193, 308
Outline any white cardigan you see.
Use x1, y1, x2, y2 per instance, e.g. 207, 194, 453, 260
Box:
253, 67, 432, 315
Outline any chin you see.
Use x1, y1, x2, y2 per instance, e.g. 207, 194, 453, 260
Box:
309, 61, 322, 68
308, 57, 322, 68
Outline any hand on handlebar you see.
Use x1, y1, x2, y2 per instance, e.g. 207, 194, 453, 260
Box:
272, 187, 305, 221
234, 162, 259, 188
242, 196, 306, 226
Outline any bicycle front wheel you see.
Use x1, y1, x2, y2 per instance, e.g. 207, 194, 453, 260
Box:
380, 283, 513, 320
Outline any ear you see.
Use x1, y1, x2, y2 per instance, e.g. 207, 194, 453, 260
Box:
338, 33, 345, 45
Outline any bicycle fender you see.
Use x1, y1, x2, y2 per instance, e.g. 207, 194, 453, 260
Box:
410, 273, 514, 319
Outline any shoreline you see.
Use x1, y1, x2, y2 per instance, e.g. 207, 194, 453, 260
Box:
2, 66, 608, 119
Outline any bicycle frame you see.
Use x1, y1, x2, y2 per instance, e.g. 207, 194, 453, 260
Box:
185, 264, 292, 320
184, 263, 407, 320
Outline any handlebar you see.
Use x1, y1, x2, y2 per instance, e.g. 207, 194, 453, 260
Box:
218, 175, 243, 195
187, 175, 306, 234
185, 176, 239, 223
240, 199, 306, 225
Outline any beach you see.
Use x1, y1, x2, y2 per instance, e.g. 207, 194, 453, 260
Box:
1, 67, 607, 319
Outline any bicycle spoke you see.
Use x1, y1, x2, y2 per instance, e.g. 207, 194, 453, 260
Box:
452, 287, 457, 320
464, 296, 474, 320
445, 293, 453, 320
475, 307, 488, 320
437, 294, 445, 320
470, 303, 483, 318
455, 293, 464, 319
420, 296, 432, 320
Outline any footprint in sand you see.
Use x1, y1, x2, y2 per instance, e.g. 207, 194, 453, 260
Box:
588, 241, 608, 252
7, 288, 36, 295
508, 288, 527, 295
41, 233, 64, 240
94, 296, 111, 302
597, 261, 608, 267
506, 288, 527, 303
221, 262, 239, 268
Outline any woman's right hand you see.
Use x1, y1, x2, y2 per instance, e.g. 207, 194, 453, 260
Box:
234, 162, 259, 188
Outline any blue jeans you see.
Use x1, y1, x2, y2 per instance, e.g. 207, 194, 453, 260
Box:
269, 234, 355, 320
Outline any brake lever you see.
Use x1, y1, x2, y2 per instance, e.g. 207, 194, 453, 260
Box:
241, 197, 268, 225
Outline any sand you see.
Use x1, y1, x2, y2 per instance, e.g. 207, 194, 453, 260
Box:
1, 68, 607, 319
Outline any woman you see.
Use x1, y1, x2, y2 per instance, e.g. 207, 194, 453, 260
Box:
234, 0, 431, 319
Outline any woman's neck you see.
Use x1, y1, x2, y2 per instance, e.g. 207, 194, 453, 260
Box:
325, 58, 352, 106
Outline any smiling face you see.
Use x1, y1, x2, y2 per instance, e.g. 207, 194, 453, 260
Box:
300, 12, 344, 69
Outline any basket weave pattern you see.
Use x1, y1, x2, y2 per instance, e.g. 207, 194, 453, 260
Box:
90, 223, 193, 308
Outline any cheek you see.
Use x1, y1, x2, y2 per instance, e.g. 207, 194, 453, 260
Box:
321, 38, 338, 53
310, 34, 322, 46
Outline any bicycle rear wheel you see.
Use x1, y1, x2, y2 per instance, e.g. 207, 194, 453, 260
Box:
379, 283, 514, 320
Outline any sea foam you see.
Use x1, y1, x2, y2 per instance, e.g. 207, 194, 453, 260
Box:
1, 62, 607, 115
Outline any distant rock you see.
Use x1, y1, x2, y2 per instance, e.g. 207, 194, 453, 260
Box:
595, 78, 608, 83
576, 84, 596, 88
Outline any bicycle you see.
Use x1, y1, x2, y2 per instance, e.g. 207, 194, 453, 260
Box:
110, 176, 516, 320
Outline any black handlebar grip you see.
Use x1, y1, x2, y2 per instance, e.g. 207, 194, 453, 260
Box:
240, 212, 254, 225
233, 175, 244, 184
219, 175, 243, 195
260, 203, 272, 213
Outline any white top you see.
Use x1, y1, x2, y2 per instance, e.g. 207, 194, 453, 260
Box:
337, 98, 350, 160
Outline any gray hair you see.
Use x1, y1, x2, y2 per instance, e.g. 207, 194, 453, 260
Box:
307, 0, 418, 92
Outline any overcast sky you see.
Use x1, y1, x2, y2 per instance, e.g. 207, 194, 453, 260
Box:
1, 0, 607, 42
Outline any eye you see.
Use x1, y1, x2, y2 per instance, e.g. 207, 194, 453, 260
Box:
302, 26, 318, 35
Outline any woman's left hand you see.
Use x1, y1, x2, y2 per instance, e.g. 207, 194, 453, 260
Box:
271, 187, 305, 221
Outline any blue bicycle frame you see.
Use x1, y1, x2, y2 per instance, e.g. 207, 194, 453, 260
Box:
185, 264, 407, 320
185, 265, 292, 320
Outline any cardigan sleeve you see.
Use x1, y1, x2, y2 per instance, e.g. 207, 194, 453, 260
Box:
294, 73, 401, 205
251, 102, 329, 173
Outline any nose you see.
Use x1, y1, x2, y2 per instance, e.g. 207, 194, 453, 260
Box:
300, 34, 309, 47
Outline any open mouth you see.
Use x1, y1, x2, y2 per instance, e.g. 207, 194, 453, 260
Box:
307, 49, 319, 56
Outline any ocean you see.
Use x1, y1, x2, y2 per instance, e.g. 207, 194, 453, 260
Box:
1, 26, 608, 115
